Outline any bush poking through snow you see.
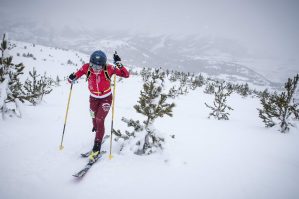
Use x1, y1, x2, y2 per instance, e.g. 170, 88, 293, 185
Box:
0, 34, 55, 118
190, 74, 205, 90
205, 81, 234, 120
0, 33, 26, 119
23, 67, 53, 105
204, 80, 216, 94
114, 69, 175, 155
134, 69, 174, 126
257, 74, 299, 133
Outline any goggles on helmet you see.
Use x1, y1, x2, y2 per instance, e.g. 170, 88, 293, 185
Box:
90, 63, 103, 70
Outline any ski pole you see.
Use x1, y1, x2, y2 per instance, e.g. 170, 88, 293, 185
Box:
59, 83, 73, 150
109, 70, 117, 159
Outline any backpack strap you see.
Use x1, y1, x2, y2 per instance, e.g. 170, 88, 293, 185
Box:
86, 64, 111, 81
103, 65, 111, 81
86, 66, 91, 81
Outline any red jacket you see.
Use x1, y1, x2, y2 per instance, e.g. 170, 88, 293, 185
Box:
75, 63, 129, 98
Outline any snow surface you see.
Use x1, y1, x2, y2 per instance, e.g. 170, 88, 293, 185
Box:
0, 41, 299, 199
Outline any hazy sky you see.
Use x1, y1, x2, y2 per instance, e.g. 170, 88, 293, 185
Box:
1, 0, 299, 60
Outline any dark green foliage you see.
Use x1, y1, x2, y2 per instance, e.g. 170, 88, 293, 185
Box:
190, 74, 205, 90
115, 69, 175, 155
168, 86, 179, 99
178, 85, 189, 95
179, 73, 188, 87
140, 67, 152, 82
0, 34, 27, 118
204, 80, 216, 94
258, 74, 299, 133
1, 34, 54, 118
23, 68, 53, 105
234, 83, 251, 97
113, 118, 142, 141
205, 81, 234, 120
134, 75, 174, 125
169, 72, 178, 82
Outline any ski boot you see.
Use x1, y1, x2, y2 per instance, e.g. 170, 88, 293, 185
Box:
88, 150, 100, 163
89, 140, 101, 163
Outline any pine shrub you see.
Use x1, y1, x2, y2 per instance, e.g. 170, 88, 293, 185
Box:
258, 74, 299, 133
205, 81, 234, 120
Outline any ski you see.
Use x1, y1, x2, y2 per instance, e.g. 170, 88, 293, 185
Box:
80, 151, 91, 158
73, 151, 107, 178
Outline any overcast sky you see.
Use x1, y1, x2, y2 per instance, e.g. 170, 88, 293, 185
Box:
0, 0, 299, 60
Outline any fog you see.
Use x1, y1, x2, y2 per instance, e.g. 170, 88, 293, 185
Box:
1, 0, 299, 70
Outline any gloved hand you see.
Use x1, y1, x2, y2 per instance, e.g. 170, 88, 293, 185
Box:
68, 73, 77, 83
113, 51, 123, 68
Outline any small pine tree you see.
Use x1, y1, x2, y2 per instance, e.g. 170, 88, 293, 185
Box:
67, 59, 74, 65
0, 33, 26, 118
115, 69, 175, 155
205, 81, 234, 120
134, 70, 174, 126
190, 74, 205, 90
235, 83, 251, 97
204, 81, 216, 94
140, 67, 152, 82
169, 71, 178, 82
179, 73, 188, 88
55, 75, 61, 86
23, 68, 53, 105
257, 74, 299, 133
168, 86, 179, 99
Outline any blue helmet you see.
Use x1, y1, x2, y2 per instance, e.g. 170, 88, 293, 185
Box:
90, 50, 107, 67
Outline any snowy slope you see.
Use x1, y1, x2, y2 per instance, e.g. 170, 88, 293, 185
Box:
0, 41, 299, 199
9, 40, 89, 80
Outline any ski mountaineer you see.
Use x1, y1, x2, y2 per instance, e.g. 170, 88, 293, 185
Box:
68, 50, 129, 162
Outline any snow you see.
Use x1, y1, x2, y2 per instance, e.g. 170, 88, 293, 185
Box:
0, 41, 299, 199
9, 40, 89, 80
0, 78, 9, 109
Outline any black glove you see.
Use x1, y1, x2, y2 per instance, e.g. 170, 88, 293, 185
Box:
68, 73, 76, 83
92, 127, 96, 132
113, 51, 123, 67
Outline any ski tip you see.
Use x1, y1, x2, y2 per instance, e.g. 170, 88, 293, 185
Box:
73, 172, 85, 178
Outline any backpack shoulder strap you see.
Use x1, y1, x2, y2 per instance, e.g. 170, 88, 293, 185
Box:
86, 64, 111, 81
104, 65, 111, 81
86, 65, 91, 81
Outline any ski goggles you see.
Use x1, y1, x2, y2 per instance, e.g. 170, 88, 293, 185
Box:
90, 63, 104, 70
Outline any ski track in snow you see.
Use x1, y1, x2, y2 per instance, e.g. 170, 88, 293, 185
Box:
0, 43, 299, 199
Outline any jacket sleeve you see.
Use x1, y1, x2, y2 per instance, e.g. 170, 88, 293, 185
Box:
74, 64, 89, 79
110, 64, 130, 78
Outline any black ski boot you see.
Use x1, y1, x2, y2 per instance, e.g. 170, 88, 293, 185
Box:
88, 140, 101, 163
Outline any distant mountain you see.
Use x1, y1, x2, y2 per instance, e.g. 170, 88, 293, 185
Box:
2, 21, 298, 85
3, 23, 284, 88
